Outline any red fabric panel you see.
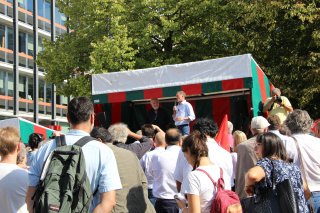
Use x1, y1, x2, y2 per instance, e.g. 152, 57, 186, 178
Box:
222, 78, 244, 91
215, 115, 230, 152
144, 88, 163, 99
94, 104, 103, 127
181, 84, 202, 96
189, 100, 196, 133
111, 103, 122, 124
34, 125, 48, 140
108, 92, 126, 103
212, 97, 231, 127
257, 66, 267, 103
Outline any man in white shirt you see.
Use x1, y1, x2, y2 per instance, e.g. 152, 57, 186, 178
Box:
284, 110, 320, 212
150, 128, 182, 213
140, 131, 166, 206
172, 91, 195, 135
173, 118, 233, 192
0, 126, 28, 213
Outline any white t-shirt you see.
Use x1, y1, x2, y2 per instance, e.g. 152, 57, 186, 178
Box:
173, 138, 233, 187
0, 163, 28, 213
180, 165, 231, 213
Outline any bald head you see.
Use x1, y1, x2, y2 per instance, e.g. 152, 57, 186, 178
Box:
155, 132, 166, 147
315, 122, 320, 138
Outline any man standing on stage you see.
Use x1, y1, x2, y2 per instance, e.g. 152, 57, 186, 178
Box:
172, 91, 195, 136
146, 98, 171, 132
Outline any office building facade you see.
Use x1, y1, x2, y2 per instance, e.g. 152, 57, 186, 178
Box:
0, 0, 69, 132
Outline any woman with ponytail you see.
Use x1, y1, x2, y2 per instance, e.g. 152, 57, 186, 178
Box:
176, 131, 231, 213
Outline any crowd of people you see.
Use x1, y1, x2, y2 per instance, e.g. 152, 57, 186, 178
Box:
0, 88, 319, 213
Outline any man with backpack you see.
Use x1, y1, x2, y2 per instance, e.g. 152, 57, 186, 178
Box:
25, 96, 122, 213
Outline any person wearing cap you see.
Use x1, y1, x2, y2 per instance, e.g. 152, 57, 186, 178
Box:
235, 116, 270, 200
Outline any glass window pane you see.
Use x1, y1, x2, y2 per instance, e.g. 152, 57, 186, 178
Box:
18, 0, 26, 9
45, 0, 50, 21
38, 38, 43, 51
28, 76, 33, 100
7, 0, 13, 4
19, 32, 26, 53
7, 5, 13, 18
38, 0, 43, 17
27, 14, 33, 25
28, 34, 33, 56
0, 71, 6, 96
39, 80, 45, 102
0, 24, 5, 48
61, 13, 66, 26
19, 11, 26, 23
27, 0, 33, 12
0, 3, 5, 15
55, 7, 60, 24
8, 72, 13, 97
46, 82, 51, 103
19, 75, 26, 99
7, 27, 13, 50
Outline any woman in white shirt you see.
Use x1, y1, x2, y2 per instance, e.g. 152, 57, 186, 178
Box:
176, 131, 231, 213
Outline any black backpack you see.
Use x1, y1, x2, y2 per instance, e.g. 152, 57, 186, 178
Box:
32, 135, 98, 213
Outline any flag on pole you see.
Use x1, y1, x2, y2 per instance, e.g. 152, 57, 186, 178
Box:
215, 114, 230, 153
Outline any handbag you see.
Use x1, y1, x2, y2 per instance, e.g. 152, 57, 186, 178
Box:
241, 160, 299, 213
292, 136, 315, 213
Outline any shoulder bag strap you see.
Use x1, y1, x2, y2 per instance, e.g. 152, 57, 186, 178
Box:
291, 136, 314, 210
197, 168, 221, 191
75, 136, 98, 147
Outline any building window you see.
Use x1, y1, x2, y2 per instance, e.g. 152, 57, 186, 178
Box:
7, 27, 13, 51
28, 34, 33, 56
27, 76, 33, 100
19, 75, 26, 99
0, 70, 6, 96
19, 31, 26, 53
27, 0, 33, 12
7, 72, 13, 97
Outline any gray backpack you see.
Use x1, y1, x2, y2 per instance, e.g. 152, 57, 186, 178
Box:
32, 135, 98, 213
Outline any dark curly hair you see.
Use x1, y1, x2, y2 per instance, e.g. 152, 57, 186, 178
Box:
192, 118, 219, 138
28, 133, 44, 150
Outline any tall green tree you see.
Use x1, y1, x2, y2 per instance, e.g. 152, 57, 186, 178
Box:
38, 0, 320, 117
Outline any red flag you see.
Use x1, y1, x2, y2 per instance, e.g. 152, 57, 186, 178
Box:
215, 114, 230, 153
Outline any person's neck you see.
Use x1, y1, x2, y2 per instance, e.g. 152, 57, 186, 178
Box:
156, 145, 166, 149
70, 122, 92, 133
0, 153, 18, 164
154, 109, 158, 114
198, 157, 214, 167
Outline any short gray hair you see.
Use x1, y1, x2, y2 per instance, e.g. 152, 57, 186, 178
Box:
108, 123, 129, 143
272, 88, 281, 96
284, 110, 313, 134
227, 121, 233, 133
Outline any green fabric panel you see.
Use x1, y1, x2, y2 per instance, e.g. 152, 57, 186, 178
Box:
195, 99, 213, 119
251, 59, 263, 116
264, 75, 271, 98
46, 129, 54, 139
92, 94, 108, 104
126, 90, 144, 101
161, 102, 176, 129
121, 102, 131, 126
243, 77, 253, 88
201, 81, 223, 93
19, 120, 34, 144
229, 95, 250, 134
163, 86, 181, 98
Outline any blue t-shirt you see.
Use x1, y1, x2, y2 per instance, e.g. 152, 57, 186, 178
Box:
255, 158, 308, 213
26, 150, 38, 166
28, 129, 122, 212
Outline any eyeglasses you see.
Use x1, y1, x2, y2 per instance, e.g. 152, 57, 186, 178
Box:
254, 143, 262, 148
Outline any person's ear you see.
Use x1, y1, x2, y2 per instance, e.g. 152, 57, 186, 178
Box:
66, 113, 70, 124
17, 142, 21, 152
97, 138, 103, 143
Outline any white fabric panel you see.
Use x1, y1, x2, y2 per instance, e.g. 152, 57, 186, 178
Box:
92, 54, 253, 95
0, 118, 20, 129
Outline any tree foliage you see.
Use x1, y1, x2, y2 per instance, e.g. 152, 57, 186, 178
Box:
38, 0, 320, 118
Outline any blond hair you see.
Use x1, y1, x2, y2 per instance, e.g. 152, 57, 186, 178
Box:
0, 126, 21, 156
233, 130, 247, 152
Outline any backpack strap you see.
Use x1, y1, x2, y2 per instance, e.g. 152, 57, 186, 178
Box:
197, 168, 221, 191
55, 135, 67, 147
74, 136, 98, 147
